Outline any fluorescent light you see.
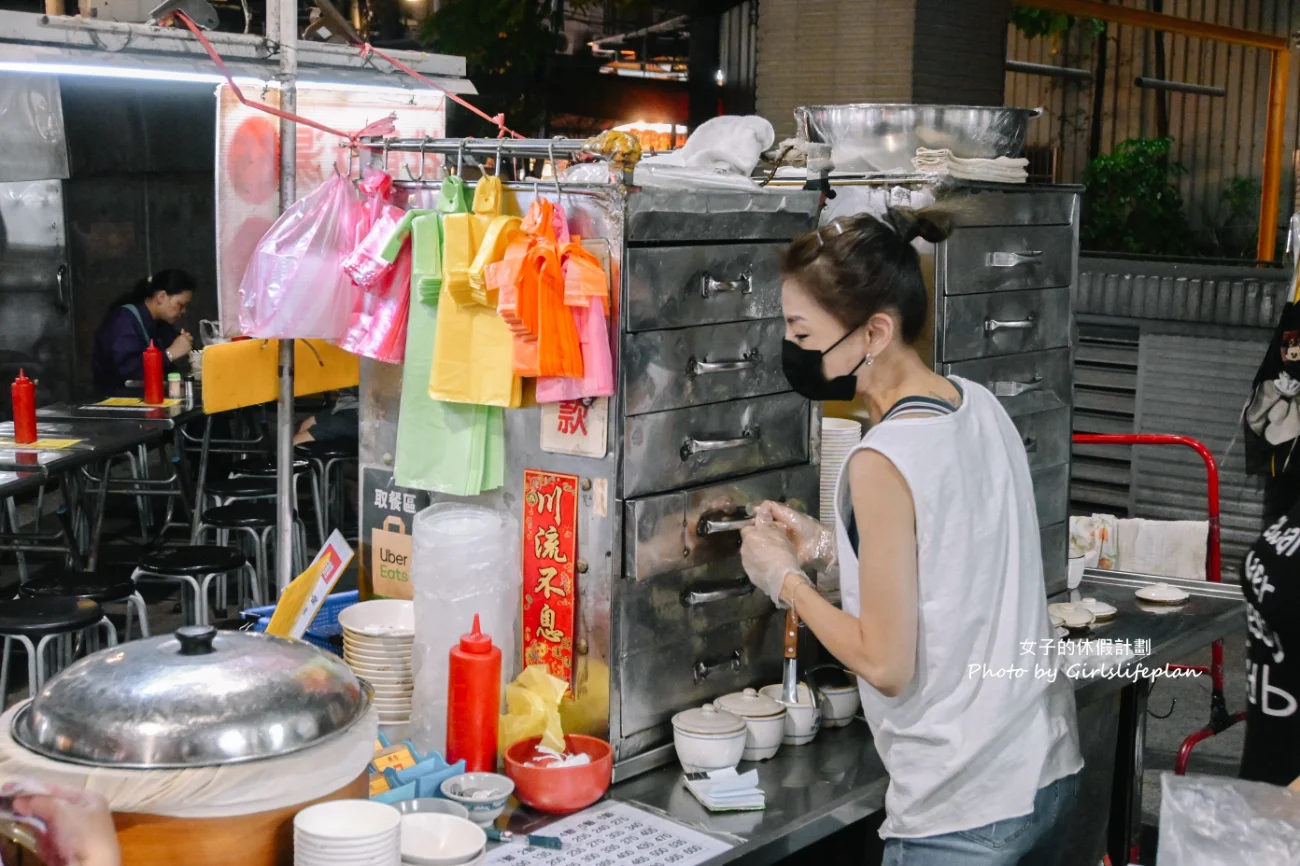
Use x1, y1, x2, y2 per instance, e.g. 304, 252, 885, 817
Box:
0, 60, 435, 95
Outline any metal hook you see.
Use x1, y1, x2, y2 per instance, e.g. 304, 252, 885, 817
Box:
494, 142, 503, 177
418, 137, 428, 183
456, 140, 466, 176
382, 140, 391, 173
548, 140, 562, 198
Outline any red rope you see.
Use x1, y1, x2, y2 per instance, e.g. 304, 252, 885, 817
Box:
359, 43, 524, 139
173, 11, 376, 145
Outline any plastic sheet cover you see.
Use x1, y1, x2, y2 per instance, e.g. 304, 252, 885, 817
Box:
1158, 772, 1300, 865
0, 74, 69, 183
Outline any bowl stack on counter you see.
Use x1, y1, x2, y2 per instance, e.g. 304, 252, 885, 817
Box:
341, 600, 416, 726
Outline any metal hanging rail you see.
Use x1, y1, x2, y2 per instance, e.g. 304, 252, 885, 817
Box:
356, 137, 591, 159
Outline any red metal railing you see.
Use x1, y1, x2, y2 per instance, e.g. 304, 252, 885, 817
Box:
1072, 433, 1246, 774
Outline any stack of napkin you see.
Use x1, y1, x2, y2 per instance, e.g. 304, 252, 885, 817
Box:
684, 768, 765, 812
913, 148, 1028, 183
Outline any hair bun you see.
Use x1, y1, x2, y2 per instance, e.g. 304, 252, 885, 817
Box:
884, 206, 954, 245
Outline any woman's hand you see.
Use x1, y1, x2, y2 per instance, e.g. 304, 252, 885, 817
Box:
740, 523, 811, 607
754, 501, 836, 572
5, 781, 121, 866
167, 330, 193, 361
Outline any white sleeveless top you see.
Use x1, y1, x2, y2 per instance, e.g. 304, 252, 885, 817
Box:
835, 377, 1082, 839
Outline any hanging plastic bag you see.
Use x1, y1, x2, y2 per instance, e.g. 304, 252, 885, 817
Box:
238, 174, 363, 339
338, 242, 413, 364
342, 178, 405, 291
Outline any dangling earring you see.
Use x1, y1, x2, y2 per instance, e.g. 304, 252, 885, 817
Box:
863, 352, 874, 367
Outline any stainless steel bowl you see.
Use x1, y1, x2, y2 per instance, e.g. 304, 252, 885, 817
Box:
794, 103, 1041, 174
12, 625, 373, 769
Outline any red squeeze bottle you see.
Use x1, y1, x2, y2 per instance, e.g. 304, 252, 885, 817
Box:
142, 341, 164, 405
11, 370, 36, 445
446, 615, 502, 772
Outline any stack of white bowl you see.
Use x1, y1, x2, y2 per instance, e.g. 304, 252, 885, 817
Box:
820, 418, 863, 530
340, 599, 416, 725
295, 800, 401, 866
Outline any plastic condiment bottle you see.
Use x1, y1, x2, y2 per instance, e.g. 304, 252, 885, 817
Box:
142, 341, 164, 404
11, 370, 36, 445
167, 372, 183, 399
446, 615, 502, 772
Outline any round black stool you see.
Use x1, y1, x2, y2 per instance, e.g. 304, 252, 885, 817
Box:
230, 458, 325, 548
194, 505, 304, 608
19, 572, 149, 641
132, 544, 256, 626
0, 597, 110, 707
296, 441, 358, 539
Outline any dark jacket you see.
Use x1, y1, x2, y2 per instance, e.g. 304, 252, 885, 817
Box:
90, 303, 178, 392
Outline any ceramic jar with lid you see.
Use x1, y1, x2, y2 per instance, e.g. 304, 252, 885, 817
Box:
714, 688, 786, 761
670, 704, 746, 772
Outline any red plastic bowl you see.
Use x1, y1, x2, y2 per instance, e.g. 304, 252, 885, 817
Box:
504, 734, 614, 814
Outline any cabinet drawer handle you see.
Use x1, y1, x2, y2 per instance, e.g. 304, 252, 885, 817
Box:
697, 514, 755, 535
701, 270, 753, 298
682, 581, 755, 606
991, 376, 1044, 397
985, 313, 1037, 333
693, 649, 743, 684
681, 427, 760, 460
687, 351, 761, 377
986, 250, 1044, 268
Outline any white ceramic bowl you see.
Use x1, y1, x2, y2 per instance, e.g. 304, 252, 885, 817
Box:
737, 713, 784, 761
399, 813, 486, 866
439, 773, 514, 827
295, 800, 401, 840
670, 705, 746, 772
759, 684, 822, 745
339, 599, 416, 636
819, 685, 860, 729
348, 660, 414, 676
392, 799, 471, 821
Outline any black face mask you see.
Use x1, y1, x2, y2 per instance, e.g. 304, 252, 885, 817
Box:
781, 329, 867, 402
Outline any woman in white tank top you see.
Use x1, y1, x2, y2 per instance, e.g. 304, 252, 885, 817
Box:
739, 208, 1083, 865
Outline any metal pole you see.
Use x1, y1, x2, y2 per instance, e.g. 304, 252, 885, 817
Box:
276, 0, 297, 594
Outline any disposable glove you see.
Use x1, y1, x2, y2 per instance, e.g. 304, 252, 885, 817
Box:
754, 501, 837, 573
740, 522, 811, 608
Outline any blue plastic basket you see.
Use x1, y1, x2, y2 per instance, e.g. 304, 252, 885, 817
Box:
243, 590, 358, 656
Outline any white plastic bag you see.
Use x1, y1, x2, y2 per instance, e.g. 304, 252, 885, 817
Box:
1158, 772, 1300, 865
238, 174, 363, 339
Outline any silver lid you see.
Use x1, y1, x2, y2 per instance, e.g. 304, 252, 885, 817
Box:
12, 626, 373, 769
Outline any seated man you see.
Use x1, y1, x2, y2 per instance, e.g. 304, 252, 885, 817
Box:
295, 389, 359, 446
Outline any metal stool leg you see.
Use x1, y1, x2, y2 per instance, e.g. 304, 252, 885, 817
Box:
0, 637, 11, 707
98, 616, 117, 648
130, 592, 150, 638
31, 634, 52, 695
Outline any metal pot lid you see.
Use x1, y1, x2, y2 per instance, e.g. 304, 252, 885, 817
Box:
12, 626, 373, 769
671, 704, 745, 736
714, 688, 785, 719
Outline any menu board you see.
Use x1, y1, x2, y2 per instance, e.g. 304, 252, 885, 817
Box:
482, 801, 731, 866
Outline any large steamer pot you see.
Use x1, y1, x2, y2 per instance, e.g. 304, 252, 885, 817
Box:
3, 625, 375, 866
794, 103, 1041, 174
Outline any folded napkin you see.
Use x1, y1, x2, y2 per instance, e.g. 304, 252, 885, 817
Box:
913, 148, 1028, 183
684, 768, 765, 812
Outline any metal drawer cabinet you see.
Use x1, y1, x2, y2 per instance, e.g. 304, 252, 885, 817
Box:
1030, 463, 1070, 528
1040, 521, 1068, 596
940, 225, 1074, 295
617, 612, 783, 740
622, 319, 788, 415
945, 347, 1072, 419
624, 464, 818, 580
616, 561, 773, 653
625, 243, 786, 331
1012, 407, 1071, 470
939, 287, 1071, 362
623, 392, 810, 498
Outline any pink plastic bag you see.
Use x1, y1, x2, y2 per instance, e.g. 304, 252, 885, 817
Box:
238, 174, 363, 339
339, 241, 412, 364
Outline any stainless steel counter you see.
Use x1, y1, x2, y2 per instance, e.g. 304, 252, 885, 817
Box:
500, 571, 1246, 866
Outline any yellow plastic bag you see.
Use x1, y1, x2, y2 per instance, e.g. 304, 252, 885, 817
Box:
429, 176, 523, 408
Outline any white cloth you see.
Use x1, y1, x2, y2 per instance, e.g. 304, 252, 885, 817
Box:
1117, 518, 1208, 581
0, 702, 377, 818
633, 115, 774, 189
835, 378, 1082, 839
912, 148, 1028, 183
1069, 513, 1120, 569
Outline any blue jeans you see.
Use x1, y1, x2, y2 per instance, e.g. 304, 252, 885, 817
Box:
881, 772, 1080, 866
